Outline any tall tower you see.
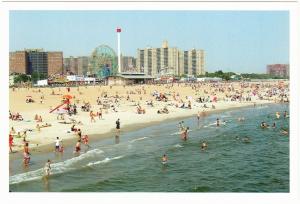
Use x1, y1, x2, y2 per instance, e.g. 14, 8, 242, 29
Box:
116, 27, 122, 73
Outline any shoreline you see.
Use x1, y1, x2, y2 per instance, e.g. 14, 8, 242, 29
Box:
9, 100, 275, 161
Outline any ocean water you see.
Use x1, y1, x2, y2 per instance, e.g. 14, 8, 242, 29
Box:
9, 104, 289, 192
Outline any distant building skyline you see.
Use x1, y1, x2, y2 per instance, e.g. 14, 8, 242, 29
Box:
137, 40, 205, 76
10, 11, 289, 73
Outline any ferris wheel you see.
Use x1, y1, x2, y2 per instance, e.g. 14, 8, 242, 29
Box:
89, 45, 118, 78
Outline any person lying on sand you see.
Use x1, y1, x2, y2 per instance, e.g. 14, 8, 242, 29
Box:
137, 105, 146, 114
71, 124, 78, 132
157, 107, 169, 114
41, 123, 52, 128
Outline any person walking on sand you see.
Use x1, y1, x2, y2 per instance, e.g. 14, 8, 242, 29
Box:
98, 108, 103, 119
90, 111, 96, 123
116, 118, 121, 136
44, 159, 51, 177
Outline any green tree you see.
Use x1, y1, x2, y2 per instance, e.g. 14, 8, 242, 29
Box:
31, 72, 47, 83
14, 74, 31, 84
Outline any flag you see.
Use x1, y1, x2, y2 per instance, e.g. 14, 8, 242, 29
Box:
116, 27, 121, 32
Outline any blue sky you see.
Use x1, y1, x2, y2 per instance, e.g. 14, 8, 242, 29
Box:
10, 11, 289, 73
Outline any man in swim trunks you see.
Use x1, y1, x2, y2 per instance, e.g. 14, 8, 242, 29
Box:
55, 137, 61, 152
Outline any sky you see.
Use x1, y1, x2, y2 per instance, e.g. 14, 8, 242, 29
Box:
9, 11, 289, 73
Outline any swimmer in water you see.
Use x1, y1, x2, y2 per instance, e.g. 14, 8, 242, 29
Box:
276, 112, 280, 119
216, 118, 220, 127
201, 141, 208, 150
272, 122, 276, 128
284, 111, 289, 118
238, 117, 245, 122
280, 128, 289, 136
44, 159, 51, 176
242, 136, 250, 143
260, 122, 268, 129
162, 154, 168, 164
182, 127, 189, 141
178, 121, 185, 131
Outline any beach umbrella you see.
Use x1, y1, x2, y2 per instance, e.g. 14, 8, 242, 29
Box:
63, 95, 72, 99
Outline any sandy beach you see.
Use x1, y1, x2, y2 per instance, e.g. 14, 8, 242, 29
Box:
9, 81, 289, 158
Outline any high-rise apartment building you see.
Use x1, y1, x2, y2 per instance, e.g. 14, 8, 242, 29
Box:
121, 56, 136, 72
77, 56, 89, 75
9, 51, 28, 74
26, 49, 48, 76
48, 52, 63, 75
64, 56, 89, 75
266, 64, 289, 78
137, 41, 205, 77
9, 49, 63, 76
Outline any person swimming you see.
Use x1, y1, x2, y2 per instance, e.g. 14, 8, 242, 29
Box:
201, 141, 208, 150
242, 136, 250, 143
178, 121, 185, 131
238, 117, 245, 122
162, 154, 168, 164
260, 122, 268, 129
276, 112, 280, 119
280, 128, 289, 136
216, 118, 220, 127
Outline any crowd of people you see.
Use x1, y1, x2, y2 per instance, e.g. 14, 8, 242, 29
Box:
9, 81, 289, 177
